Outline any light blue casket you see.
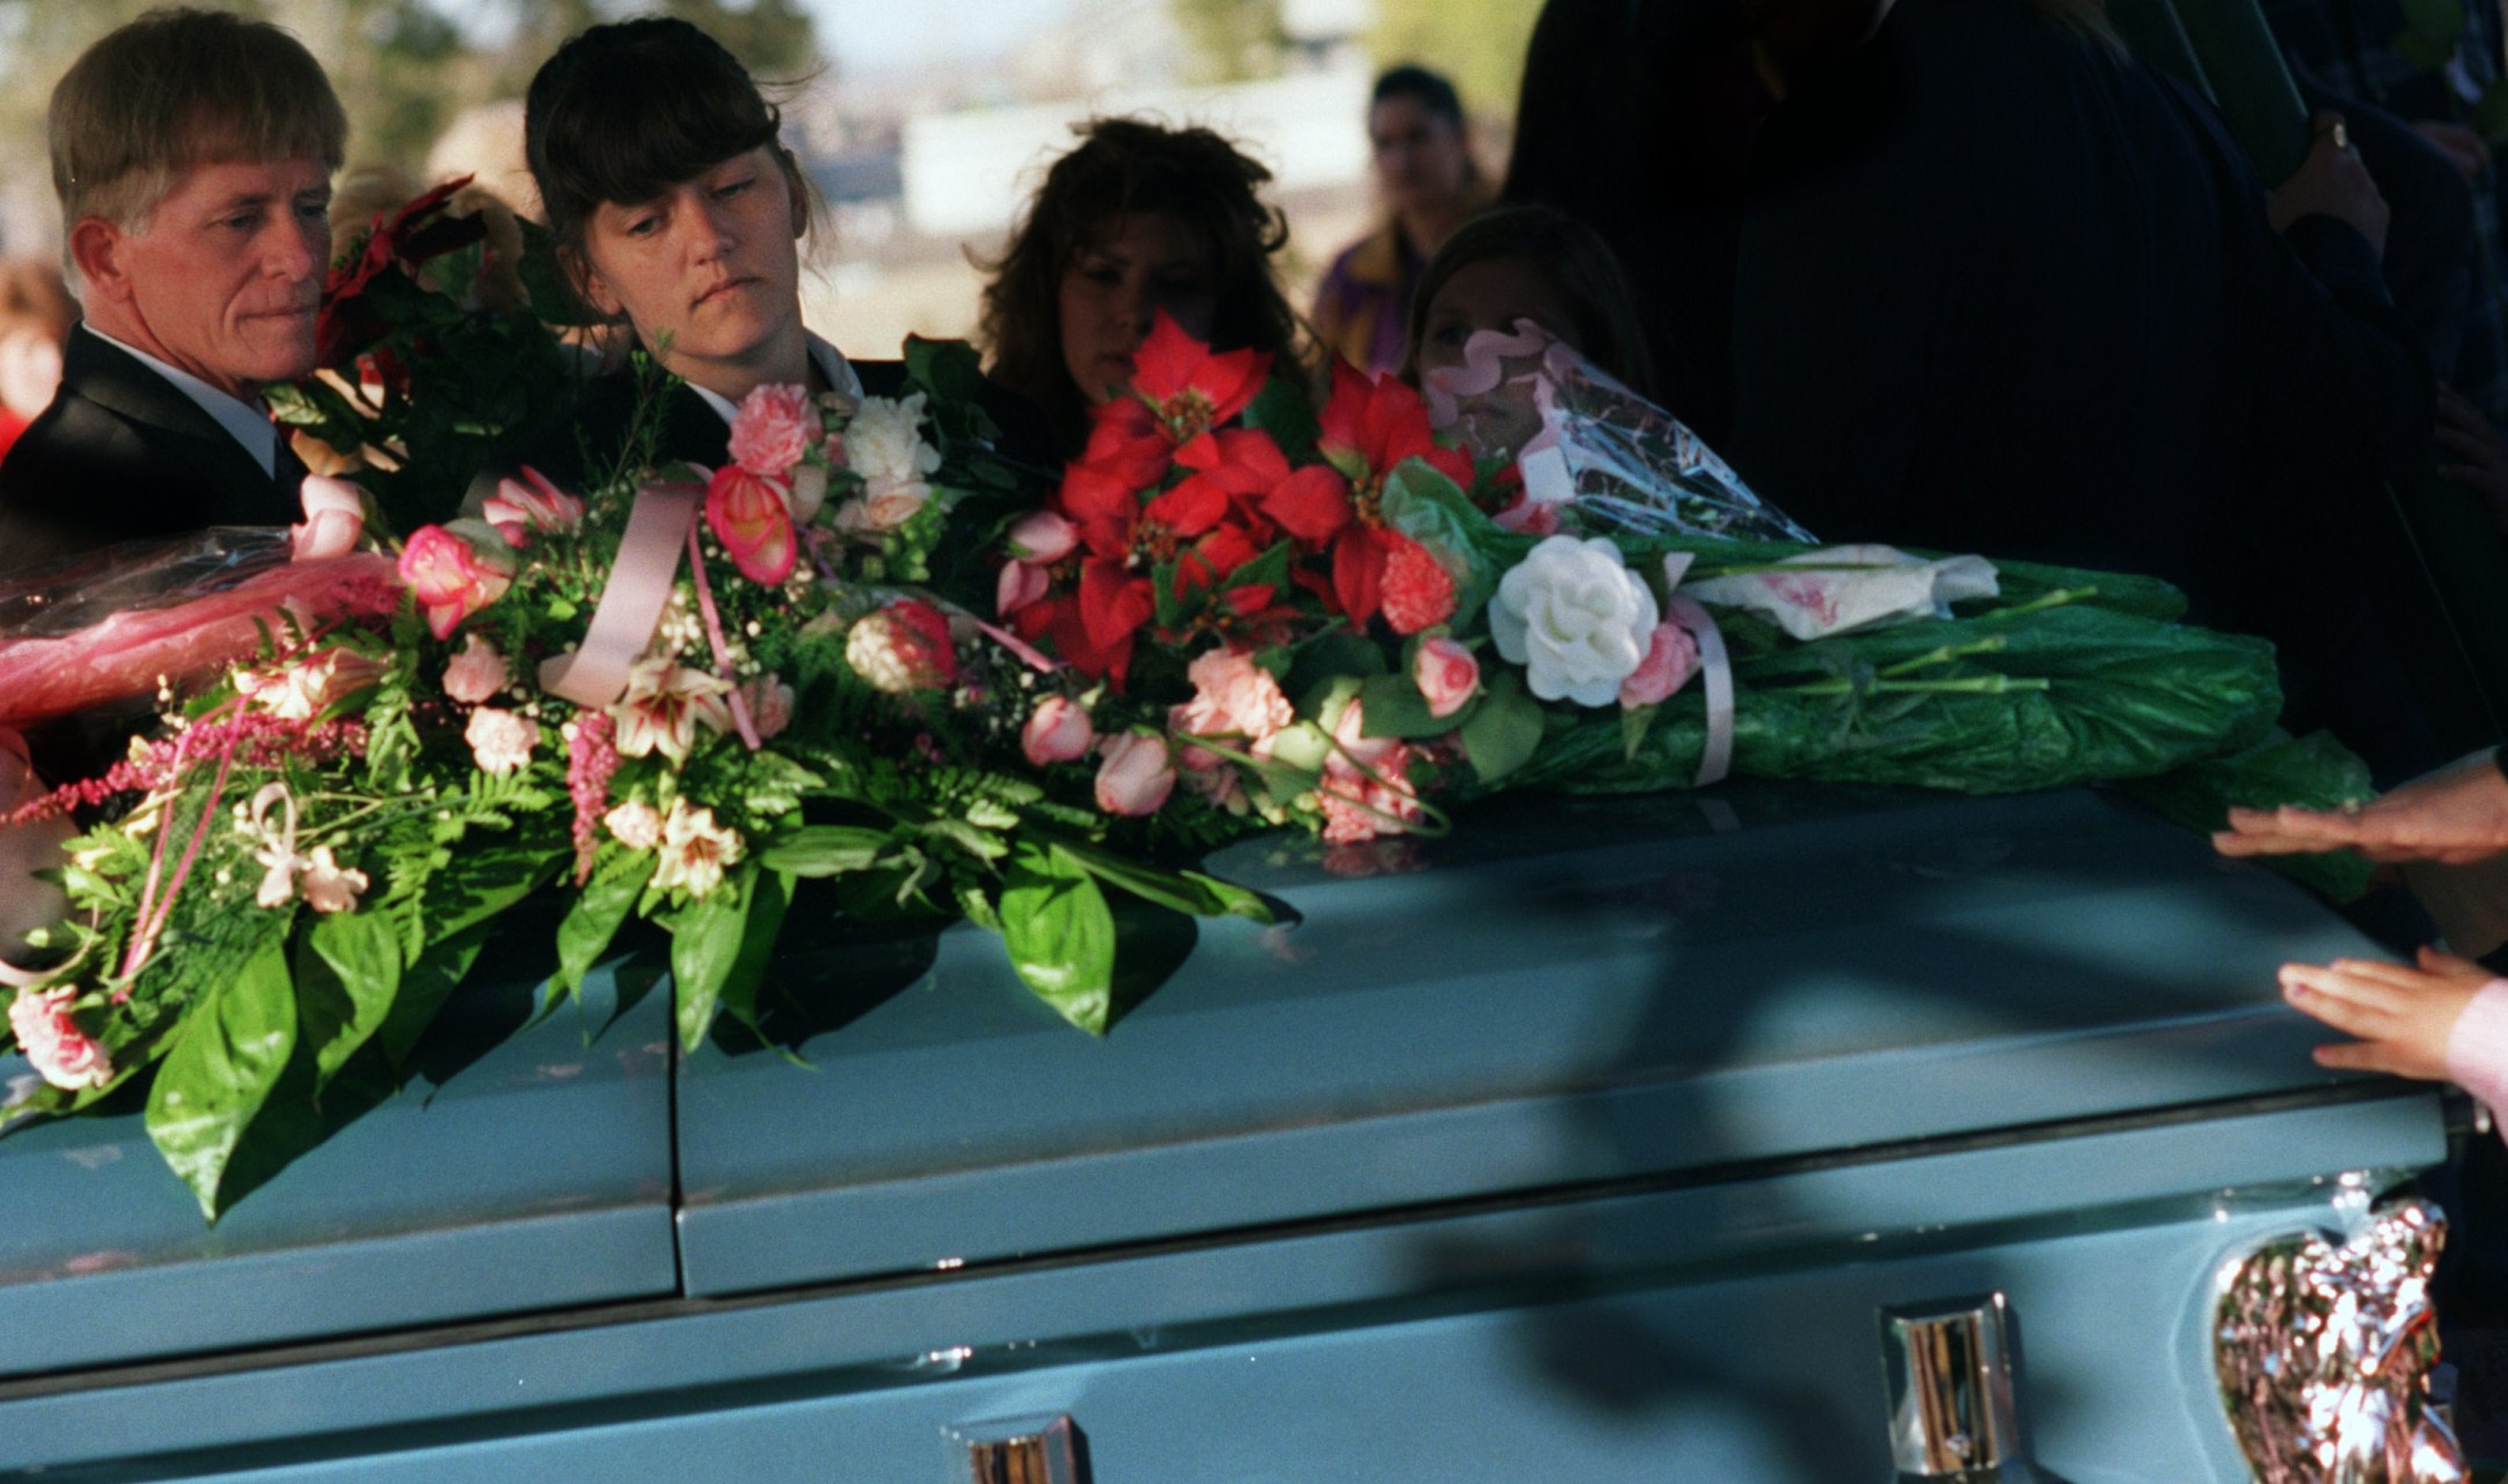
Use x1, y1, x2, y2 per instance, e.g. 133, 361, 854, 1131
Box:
0, 783, 2446, 1481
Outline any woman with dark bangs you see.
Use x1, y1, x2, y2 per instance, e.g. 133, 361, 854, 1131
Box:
513, 19, 902, 490
979, 117, 1305, 457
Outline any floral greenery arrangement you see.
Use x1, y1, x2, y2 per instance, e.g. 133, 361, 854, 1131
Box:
266, 178, 574, 536
0, 315, 2363, 1219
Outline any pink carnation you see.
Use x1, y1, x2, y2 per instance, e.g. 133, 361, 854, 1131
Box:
729, 382, 817, 476
442, 633, 510, 705
9, 985, 112, 1090
1378, 534, 1458, 635
400, 521, 515, 639
1319, 698, 1421, 845
1167, 648, 1293, 756
465, 706, 539, 777
1619, 621, 1701, 708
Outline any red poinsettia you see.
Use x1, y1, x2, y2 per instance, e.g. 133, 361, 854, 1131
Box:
1266, 363, 1475, 630
318, 175, 488, 373
1124, 312, 1270, 449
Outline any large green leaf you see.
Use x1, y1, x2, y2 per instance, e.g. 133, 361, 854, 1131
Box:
999, 842, 1118, 1033
1356, 671, 1452, 740
1459, 670, 1545, 783
667, 864, 759, 1052
712, 868, 794, 1035
1050, 835, 1276, 924
299, 912, 405, 1089
554, 849, 656, 1000
376, 918, 493, 1072
758, 825, 894, 877
145, 936, 300, 1221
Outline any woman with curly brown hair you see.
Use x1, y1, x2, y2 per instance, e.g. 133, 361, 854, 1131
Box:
980, 117, 1305, 456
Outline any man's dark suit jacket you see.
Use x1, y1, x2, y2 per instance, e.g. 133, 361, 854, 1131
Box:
0, 327, 300, 580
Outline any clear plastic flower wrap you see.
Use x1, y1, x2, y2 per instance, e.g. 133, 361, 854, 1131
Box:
1422, 319, 1812, 543
0, 527, 398, 730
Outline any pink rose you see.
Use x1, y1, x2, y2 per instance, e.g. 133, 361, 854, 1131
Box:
997, 559, 1050, 616
1167, 648, 1293, 755
1095, 732, 1176, 817
442, 632, 510, 705
729, 382, 817, 476
291, 474, 368, 560
1619, 620, 1701, 708
1021, 695, 1095, 765
399, 520, 515, 640
739, 674, 796, 740
788, 463, 828, 523
465, 706, 539, 777
9, 985, 112, 1090
1412, 637, 1480, 719
704, 464, 798, 586
481, 466, 583, 547
1318, 698, 1420, 845
1007, 510, 1078, 563
845, 599, 958, 694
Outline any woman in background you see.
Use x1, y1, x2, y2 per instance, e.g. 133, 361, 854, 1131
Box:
980, 117, 1303, 457
1313, 65, 1493, 377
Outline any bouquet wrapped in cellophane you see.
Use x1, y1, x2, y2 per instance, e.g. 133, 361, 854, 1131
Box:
0, 315, 2367, 1220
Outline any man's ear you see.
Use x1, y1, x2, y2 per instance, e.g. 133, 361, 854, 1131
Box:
67, 217, 131, 307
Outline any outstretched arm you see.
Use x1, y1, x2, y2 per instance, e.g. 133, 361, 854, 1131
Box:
2216, 748, 2508, 864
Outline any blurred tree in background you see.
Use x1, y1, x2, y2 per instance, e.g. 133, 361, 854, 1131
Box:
1165, 0, 1538, 115
1171, 0, 1288, 82
1366, 0, 1540, 116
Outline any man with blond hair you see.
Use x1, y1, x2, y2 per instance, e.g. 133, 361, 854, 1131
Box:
0, 8, 344, 578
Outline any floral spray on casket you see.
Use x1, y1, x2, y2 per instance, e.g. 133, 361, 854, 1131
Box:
0, 311, 2372, 1220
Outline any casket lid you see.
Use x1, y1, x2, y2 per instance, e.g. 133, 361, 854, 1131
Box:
0, 933, 676, 1379
673, 782, 2389, 1298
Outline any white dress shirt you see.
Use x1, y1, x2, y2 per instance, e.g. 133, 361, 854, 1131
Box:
686, 333, 864, 427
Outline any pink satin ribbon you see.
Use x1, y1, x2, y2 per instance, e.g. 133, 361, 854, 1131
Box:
1661, 553, 1734, 788
539, 482, 703, 708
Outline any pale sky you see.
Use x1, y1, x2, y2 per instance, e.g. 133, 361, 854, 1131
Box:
798, 0, 1077, 74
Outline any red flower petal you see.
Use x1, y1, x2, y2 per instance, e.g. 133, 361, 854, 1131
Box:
1265, 465, 1353, 544
1332, 525, 1387, 628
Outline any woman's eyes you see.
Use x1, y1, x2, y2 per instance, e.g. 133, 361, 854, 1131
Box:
712, 175, 755, 201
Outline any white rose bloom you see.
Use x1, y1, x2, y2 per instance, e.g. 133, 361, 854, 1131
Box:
1488, 535, 1661, 707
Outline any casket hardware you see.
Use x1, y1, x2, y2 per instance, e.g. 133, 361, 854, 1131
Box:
1879, 1291, 2039, 1480
946, 1412, 1085, 1484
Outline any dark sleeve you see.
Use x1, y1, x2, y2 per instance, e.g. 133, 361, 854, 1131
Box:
1724, 54, 1947, 541
2195, 102, 2436, 484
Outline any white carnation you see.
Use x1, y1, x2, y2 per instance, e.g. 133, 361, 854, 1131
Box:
843, 394, 943, 499
1488, 536, 1660, 707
